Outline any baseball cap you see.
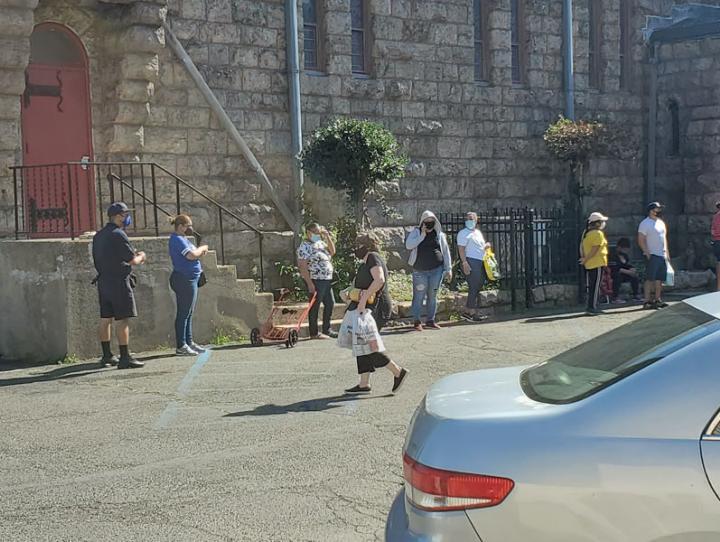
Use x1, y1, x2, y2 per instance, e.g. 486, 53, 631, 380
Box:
107, 202, 133, 217
587, 212, 608, 223
647, 201, 663, 212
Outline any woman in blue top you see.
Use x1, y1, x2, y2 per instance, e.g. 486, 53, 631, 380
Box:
169, 214, 209, 356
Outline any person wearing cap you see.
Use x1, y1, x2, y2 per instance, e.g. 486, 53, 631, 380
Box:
91, 202, 146, 369
712, 201, 720, 291
638, 202, 670, 309
579, 212, 609, 315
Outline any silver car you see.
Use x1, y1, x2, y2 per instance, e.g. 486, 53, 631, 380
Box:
387, 292, 720, 542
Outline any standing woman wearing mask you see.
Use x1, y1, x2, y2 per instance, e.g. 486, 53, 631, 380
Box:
169, 214, 209, 356
405, 210, 452, 331
580, 212, 609, 315
457, 212, 491, 322
297, 223, 336, 339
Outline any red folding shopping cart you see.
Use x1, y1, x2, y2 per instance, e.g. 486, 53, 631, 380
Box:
250, 290, 317, 348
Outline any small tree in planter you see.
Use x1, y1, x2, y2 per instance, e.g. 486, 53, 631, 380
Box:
300, 117, 408, 228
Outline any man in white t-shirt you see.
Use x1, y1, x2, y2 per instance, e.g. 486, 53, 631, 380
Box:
637, 202, 670, 310
457, 212, 491, 322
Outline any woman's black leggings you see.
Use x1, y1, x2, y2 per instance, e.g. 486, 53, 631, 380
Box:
586, 267, 602, 311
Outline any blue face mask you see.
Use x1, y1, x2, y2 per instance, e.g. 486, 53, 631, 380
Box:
122, 214, 132, 228
310, 233, 321, 243
465, 220, 476, 230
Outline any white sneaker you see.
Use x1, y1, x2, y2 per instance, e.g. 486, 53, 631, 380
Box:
175, 345, 197, 356
189, 342, 206, 353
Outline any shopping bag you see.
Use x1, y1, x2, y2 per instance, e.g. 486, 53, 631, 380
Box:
337, 310, 354, 350
351, 309, 386, 357
483, 247, 501, 281
664, 261, 675, 287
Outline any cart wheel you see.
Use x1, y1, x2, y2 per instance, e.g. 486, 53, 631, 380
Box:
286, 329, 299, 348
250, 328, 263, 347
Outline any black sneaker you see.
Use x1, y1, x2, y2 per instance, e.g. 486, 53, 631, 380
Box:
344, 385, 371, 394
100, 355, 119, 368
656, 300, 669, 308
643, 301, 658, 310
392, 368, 408, 393
460, 312, 474, 322
325, 330, 339, 339
472, 314, 488, 322
117, 357, 144, 369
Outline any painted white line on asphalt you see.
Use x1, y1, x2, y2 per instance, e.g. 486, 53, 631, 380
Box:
154, 350, 212, 430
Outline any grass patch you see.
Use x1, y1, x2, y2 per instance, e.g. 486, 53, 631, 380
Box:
211, 328, 247, 346
57, 353, 81, 365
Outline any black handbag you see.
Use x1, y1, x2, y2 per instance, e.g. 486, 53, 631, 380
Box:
198, 271, 207, 288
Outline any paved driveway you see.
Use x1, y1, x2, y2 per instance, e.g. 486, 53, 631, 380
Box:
0, 307, 648, 541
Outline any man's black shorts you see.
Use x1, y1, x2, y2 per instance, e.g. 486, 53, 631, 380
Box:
98, 276, 137, 320
646, 254, 668, 282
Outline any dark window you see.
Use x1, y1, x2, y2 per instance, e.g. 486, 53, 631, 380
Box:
521, 303, 719, 404
669, 100, 680, 156
619, 0, 632, 89
30, 25, 84, 66
351, 0, 369, 74
510, 0, 525, 84
474, 0, 489, 81
589, 0, 602, 89
303, 0, 322, 71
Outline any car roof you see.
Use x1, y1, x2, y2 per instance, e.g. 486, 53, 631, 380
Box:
683, 291, 720, 319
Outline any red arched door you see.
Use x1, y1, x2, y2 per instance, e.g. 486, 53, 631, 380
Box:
21, 22, 95, 236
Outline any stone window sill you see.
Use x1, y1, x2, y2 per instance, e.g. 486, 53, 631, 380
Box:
304, 70, 327, 77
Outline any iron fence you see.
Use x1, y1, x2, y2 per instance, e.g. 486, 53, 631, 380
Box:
439, 208, 581, 309
9, 161, 266, 290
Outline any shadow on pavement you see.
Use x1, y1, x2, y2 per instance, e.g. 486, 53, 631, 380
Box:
0, 362, 107, 387
224, 393, 395, 417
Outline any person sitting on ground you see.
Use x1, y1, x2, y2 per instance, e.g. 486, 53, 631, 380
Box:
297, 223, 337, 339
344, 232, 407, 395
609, 237, 642, 304
457, 212, 491, 322
169, 214, 209, 356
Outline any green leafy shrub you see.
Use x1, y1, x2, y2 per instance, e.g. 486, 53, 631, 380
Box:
274, 261, 308, 301
300, 118, 408, 227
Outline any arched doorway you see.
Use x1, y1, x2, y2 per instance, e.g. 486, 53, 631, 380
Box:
21, 22, 95, 236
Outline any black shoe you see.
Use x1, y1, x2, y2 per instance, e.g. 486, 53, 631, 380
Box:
325, 330, 338, 339
643, 301, 658, 310
656, 300, 669, 308
392, 368, 408, 393
472, 314, 488, 322
460, 312, 474, 322
344, 385, 371, 394
100, 355, 119, 368
117, 357, 144, 369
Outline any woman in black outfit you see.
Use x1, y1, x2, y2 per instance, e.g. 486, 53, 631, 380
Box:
344, 232, 408, 394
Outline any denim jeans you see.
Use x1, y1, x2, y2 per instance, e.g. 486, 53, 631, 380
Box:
465, 258, 487, 309
170, 271, 199, 349
308, 279, 335, 336
411, 265, 445, 323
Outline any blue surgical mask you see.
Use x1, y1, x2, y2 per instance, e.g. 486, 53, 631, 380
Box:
465, 220, 476, 230
122, 214, 132, 228
310, 234, 321, 243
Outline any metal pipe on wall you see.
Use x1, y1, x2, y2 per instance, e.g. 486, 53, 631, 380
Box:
647, 43, 658, 204
563, 0, 575, 120
285, 0, 305, 237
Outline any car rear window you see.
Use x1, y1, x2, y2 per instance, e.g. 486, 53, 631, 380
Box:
521, 303, 720, 404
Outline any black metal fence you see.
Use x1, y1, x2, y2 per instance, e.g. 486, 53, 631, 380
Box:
439, 208, 581, 309
10, 161, 266, 290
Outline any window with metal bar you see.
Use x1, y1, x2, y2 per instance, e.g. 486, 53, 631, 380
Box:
303, 0, 322, 71
589, 0, 602, 89
619, 0, 631, 90
474, 0, 489, 81
510, 0, 525, 84
351, 0, 369, 75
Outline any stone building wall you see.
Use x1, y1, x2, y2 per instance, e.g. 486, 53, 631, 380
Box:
3, 0, 718, 277
655, 34, 720, 268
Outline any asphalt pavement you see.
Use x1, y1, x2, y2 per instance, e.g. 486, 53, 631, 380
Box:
0, 305, 649, 542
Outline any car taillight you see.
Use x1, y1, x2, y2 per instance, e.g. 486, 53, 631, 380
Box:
403, 453, 514, 512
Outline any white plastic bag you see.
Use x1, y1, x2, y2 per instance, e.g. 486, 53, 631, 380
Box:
337, 310, 354, 350
664, 261, 675, 287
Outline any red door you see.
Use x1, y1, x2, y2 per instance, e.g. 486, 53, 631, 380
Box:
20, 23, 95, 237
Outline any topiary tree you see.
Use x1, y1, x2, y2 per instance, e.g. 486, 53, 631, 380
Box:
300, 117, 408, 228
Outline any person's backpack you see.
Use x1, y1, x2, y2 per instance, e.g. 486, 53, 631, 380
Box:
483, 247, 501, 282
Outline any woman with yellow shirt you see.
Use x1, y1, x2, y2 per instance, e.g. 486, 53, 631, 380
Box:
580, 212, 609, 315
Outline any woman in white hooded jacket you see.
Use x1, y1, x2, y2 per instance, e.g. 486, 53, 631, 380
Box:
405, 210, 452, 330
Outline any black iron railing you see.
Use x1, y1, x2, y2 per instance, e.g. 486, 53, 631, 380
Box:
9, 161, 266, 290
439, 208, 581, 309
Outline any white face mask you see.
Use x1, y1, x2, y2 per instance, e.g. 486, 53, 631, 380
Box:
465, 220, 476, 230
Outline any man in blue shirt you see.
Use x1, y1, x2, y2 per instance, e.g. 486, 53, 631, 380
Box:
92, 202, 147, 369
